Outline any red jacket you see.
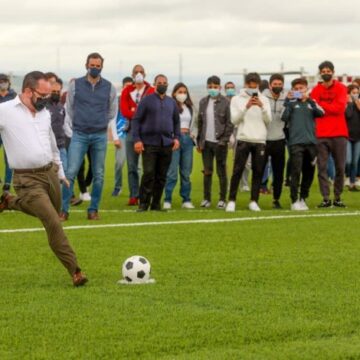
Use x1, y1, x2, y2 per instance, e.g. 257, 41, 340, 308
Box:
310, 80, 348, 138
120, 81, 155, 121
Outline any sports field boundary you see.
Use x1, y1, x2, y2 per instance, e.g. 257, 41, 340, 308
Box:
1, 211, 360, 234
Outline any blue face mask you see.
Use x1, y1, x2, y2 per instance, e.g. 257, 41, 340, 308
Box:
208, 88, 220, 98
88, 67, 102, 79
226, 88, 236, 97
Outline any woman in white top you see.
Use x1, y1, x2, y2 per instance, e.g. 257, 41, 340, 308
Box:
163, 83, 197, 209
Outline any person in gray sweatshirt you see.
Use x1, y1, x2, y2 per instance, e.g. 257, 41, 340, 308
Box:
262, 74, 287, 209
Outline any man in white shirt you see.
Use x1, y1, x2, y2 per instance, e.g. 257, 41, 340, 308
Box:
0, 71, 87, 287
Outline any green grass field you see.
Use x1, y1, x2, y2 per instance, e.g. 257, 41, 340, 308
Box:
1, 144, 360, 359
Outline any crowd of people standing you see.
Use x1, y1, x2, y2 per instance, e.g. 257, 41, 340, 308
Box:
1, 56, 359, 218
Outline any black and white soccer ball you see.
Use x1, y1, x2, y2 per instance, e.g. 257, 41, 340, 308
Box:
122, 256, 151, 284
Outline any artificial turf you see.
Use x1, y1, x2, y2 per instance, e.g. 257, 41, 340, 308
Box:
1, 145, 360, 359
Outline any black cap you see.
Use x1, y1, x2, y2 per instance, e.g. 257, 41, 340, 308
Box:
0, 73, 9, 82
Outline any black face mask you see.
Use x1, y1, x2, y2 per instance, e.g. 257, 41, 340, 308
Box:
51, 93, 60, 103
321, 74, 332, 82
31, 95, 48, 111
156, 85, 168, 95
272, 87, 283, 95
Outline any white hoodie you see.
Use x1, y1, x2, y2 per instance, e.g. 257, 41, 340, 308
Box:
230, 89, 272, 144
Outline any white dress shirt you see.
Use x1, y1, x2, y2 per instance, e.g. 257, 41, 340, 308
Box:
0, 96, 65, 179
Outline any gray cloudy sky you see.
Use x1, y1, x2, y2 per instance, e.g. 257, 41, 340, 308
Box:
1, 0, 360, 85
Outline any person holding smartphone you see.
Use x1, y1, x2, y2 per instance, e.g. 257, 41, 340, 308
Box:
282, 78, 324, 210
226, 72, 272, 212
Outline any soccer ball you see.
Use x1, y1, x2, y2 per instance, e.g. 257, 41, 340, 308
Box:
122, 255, 151, 284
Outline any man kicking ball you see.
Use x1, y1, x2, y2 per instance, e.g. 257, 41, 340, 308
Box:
0, 71, 87, 286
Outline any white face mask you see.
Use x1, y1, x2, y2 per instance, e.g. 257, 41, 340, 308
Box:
134, 72, 144, 84
245, 88, 259, 97
175, 93, 187, 103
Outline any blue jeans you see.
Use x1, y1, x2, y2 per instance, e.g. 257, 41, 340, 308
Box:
164, 134, 194, 203
114, 139, 126, 189
62, 131, 107, 213
346, 140, 360, 184
0, 137, 12, 185
126, 132, 141, 198
59, 147, 68, 173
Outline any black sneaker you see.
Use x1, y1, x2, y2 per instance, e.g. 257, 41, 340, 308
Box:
272, 200, 282, 209
333, 199, 346, 208
317, 199, 332, 208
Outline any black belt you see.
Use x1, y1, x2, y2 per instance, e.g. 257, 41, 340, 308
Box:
14, 162, 53, 174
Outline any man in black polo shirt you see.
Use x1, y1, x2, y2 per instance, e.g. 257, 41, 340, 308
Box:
132, 74, 180, 211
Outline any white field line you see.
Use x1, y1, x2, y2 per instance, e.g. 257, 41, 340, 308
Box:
1, 211, 360, 234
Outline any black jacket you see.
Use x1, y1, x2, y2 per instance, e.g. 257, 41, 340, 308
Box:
47, 102, 66, 149
345, 102, 360, 142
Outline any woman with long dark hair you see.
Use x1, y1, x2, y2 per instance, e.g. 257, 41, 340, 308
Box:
163, 83, 197, 209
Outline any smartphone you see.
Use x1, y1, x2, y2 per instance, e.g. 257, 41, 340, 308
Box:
292, 91, 302, 99
252, 92, 258, 97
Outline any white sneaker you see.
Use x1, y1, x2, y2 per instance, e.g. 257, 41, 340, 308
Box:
182, 201, 195, 209
344, 177, 350, 187
216, 200, 226, 209
163, 202, 172, 210
249, 201, 261, 211
356, 178, 360, 187
299, 199, 309, 210
200, 200, 211, 208
80, 192, 91, 201
291, 200, 303, 211
241, 185, 250, 192
225, 201, 236, 212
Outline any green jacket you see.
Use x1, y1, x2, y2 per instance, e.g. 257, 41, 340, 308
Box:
281, 98, 324, 146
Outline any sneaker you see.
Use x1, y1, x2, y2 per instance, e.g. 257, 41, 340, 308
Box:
333, 199, 346, 208
216, 200, 226, 209
299, 199, 309, 210
127, 197, 139, 206
112, 187, 122, 196
80, 192, 91, 201
348, 185, 360, 192
272, 200, 282, 209
241, 185, 250, 192
317, 199, 332, 208
163, 201, 172, 210
249, 201, 261, 211
356, 178, 360, 187
344, 177, 350, 187
182, 201, 195, 209
200, 200, 211, 208
291, 200, 303, 211
225, 201, 236, 212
